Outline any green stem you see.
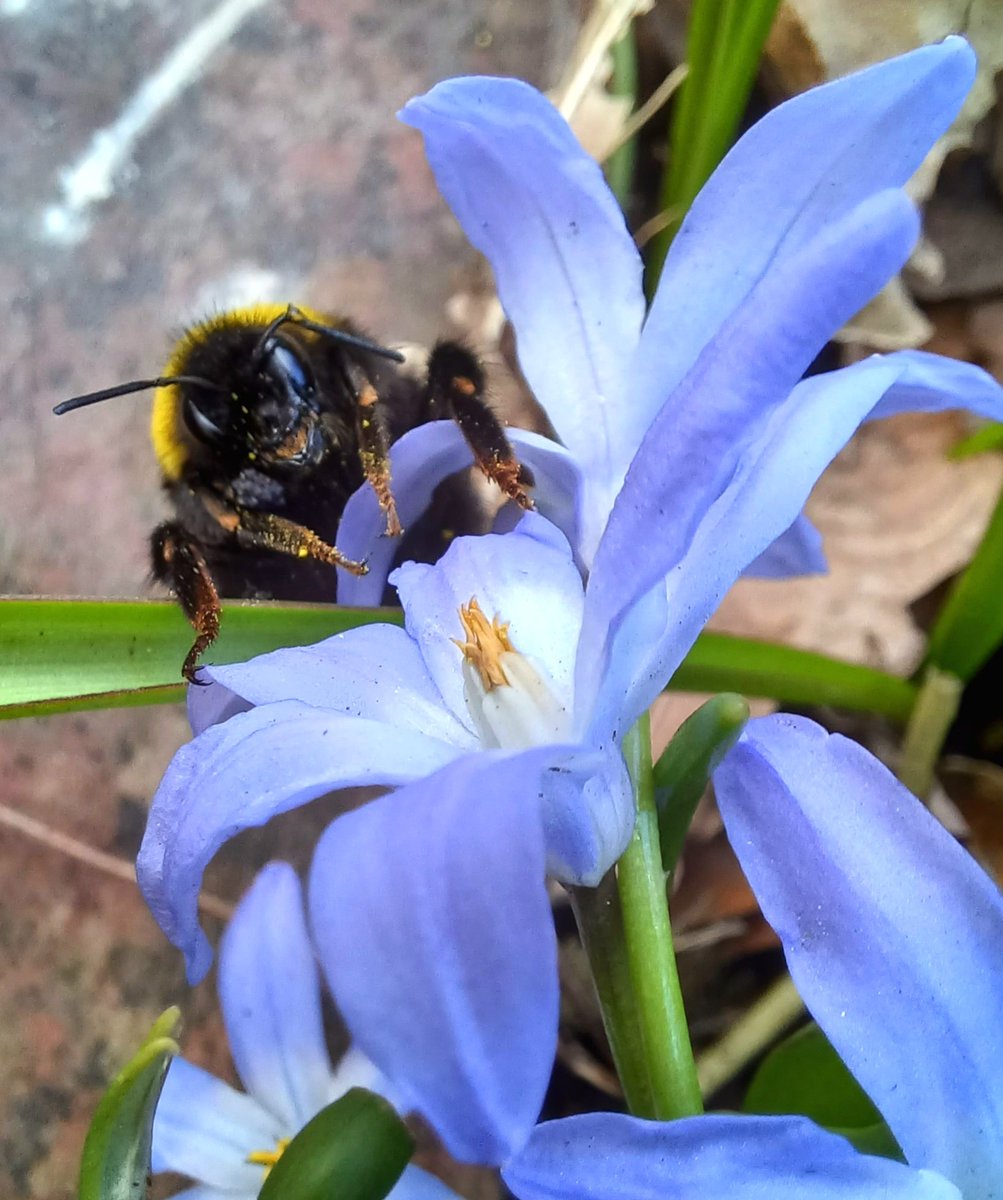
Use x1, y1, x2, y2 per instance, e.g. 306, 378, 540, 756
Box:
605, 27, 638, 207
570, 877, 655, 1116
926, 481, 1003, 680
616, 714, 703, 1119
898, 664, 963, 799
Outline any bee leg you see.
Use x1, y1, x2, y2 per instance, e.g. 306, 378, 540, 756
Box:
341, 362, 402, 538
425, 341, 534, 511
234, 510, 370, 576
151, 522, 221, 685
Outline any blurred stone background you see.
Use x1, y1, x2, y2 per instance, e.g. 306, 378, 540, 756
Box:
0, 2, 578, 1194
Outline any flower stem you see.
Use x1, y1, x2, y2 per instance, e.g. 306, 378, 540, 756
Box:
570, 876, 655, 1117
898, 664, 963, 799
615, 713, 703, 1119
604, 26, 638, 207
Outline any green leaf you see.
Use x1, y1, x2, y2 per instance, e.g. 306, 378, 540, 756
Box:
672, 632, 917, 721
654, 693, 748, 874
78, 1007, 181, 1200
258, 1088, 414, 1200
0, 599, 402, 719
647, 0, 781, 281
604, 27, 639, 206
0, 600, 916, 722
926, 484, 1003, 681
948, 421, 1003, 461
743, 1023, 901, 1160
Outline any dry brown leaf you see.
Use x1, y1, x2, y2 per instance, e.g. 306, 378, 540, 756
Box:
766, 1, 1003, 341
839, 276, 934, 352
566, 82, 634, 163
714, 409, 1003, 674
767, 0, 1003, 158
940, 756, 1003, 884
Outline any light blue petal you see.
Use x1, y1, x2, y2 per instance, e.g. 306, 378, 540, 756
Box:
327, 1044, 391, 1102
309, 748, 559, 1166
715, 715, 1003, 1199
192, 625, 476, 749
138, 701, 461, 982
219, 863, 334, 1130
166, 1186, 242, 1200
151, 1057, 281, 1190
503, 1112, 962, 1200
629, 39, 975, 468
579, 191, 919, 741
864, 348, 1003, 422
510, 429, 587, 565
392, 513, 584, 727
187, 683, 252, 738
335, 421, 473, 606
733, 347, 1003, 584
602, 345, 1003, 741
334, 421, 584, 606
390, 1165, 464, 1200
743, 515, 827, 579
540, 746, 633, 885
400, 78, 644, 506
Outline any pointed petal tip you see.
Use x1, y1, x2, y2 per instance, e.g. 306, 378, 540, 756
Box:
400, 75, 542, 126
935, 33, 977, 80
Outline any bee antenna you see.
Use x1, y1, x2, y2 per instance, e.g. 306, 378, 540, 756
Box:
53, 375, 229, 416
253, 304, 406, 366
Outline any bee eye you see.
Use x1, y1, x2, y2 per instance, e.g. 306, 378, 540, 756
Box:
267, 342, 310, 393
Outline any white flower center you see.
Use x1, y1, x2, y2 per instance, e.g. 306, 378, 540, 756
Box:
454, 598, 569, 749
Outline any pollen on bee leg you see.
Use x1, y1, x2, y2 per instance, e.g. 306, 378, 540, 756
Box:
454, 598, 569, 749
353, 378, 402, 538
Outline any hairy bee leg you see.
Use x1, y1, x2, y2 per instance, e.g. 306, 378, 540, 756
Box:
151, 522, 221, 685
426, 341, 534, 511
235, 510, 369, 575
342, 361, 402, 538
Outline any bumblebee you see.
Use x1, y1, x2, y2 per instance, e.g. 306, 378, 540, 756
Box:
54, 304, 530, 682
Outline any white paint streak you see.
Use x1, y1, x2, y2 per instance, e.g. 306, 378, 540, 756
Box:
42, 0, 271, 244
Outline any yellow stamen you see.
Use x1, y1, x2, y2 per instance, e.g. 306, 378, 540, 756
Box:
453, 598, 514, 691
248, 1136, 291, 1177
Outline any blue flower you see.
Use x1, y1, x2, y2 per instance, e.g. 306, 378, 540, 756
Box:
333, 36, 1000, 602
502, 714, 1003, 1199
138, 38, 1003, 1166
151, 861, 457, 1200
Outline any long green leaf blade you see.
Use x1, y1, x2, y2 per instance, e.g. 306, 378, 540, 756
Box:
0, 598, 402, 717
672, 632, 917, 721
0, 600, 915, 722
925, 484, 1003, 681
654, 693, 749, 874
647, 0, 780, 280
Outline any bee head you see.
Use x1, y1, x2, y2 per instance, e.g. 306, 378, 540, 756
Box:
181, 330, 327, 471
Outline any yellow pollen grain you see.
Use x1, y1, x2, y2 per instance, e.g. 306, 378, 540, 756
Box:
453, 597, 514, 691
248, 1136, 291, 1177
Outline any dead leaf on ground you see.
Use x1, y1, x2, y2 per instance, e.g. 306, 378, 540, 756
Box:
766, 0, 1003, 160
940, 756, 1003, 884
714, 409, 1003, 675
765, 0, 1003, 335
